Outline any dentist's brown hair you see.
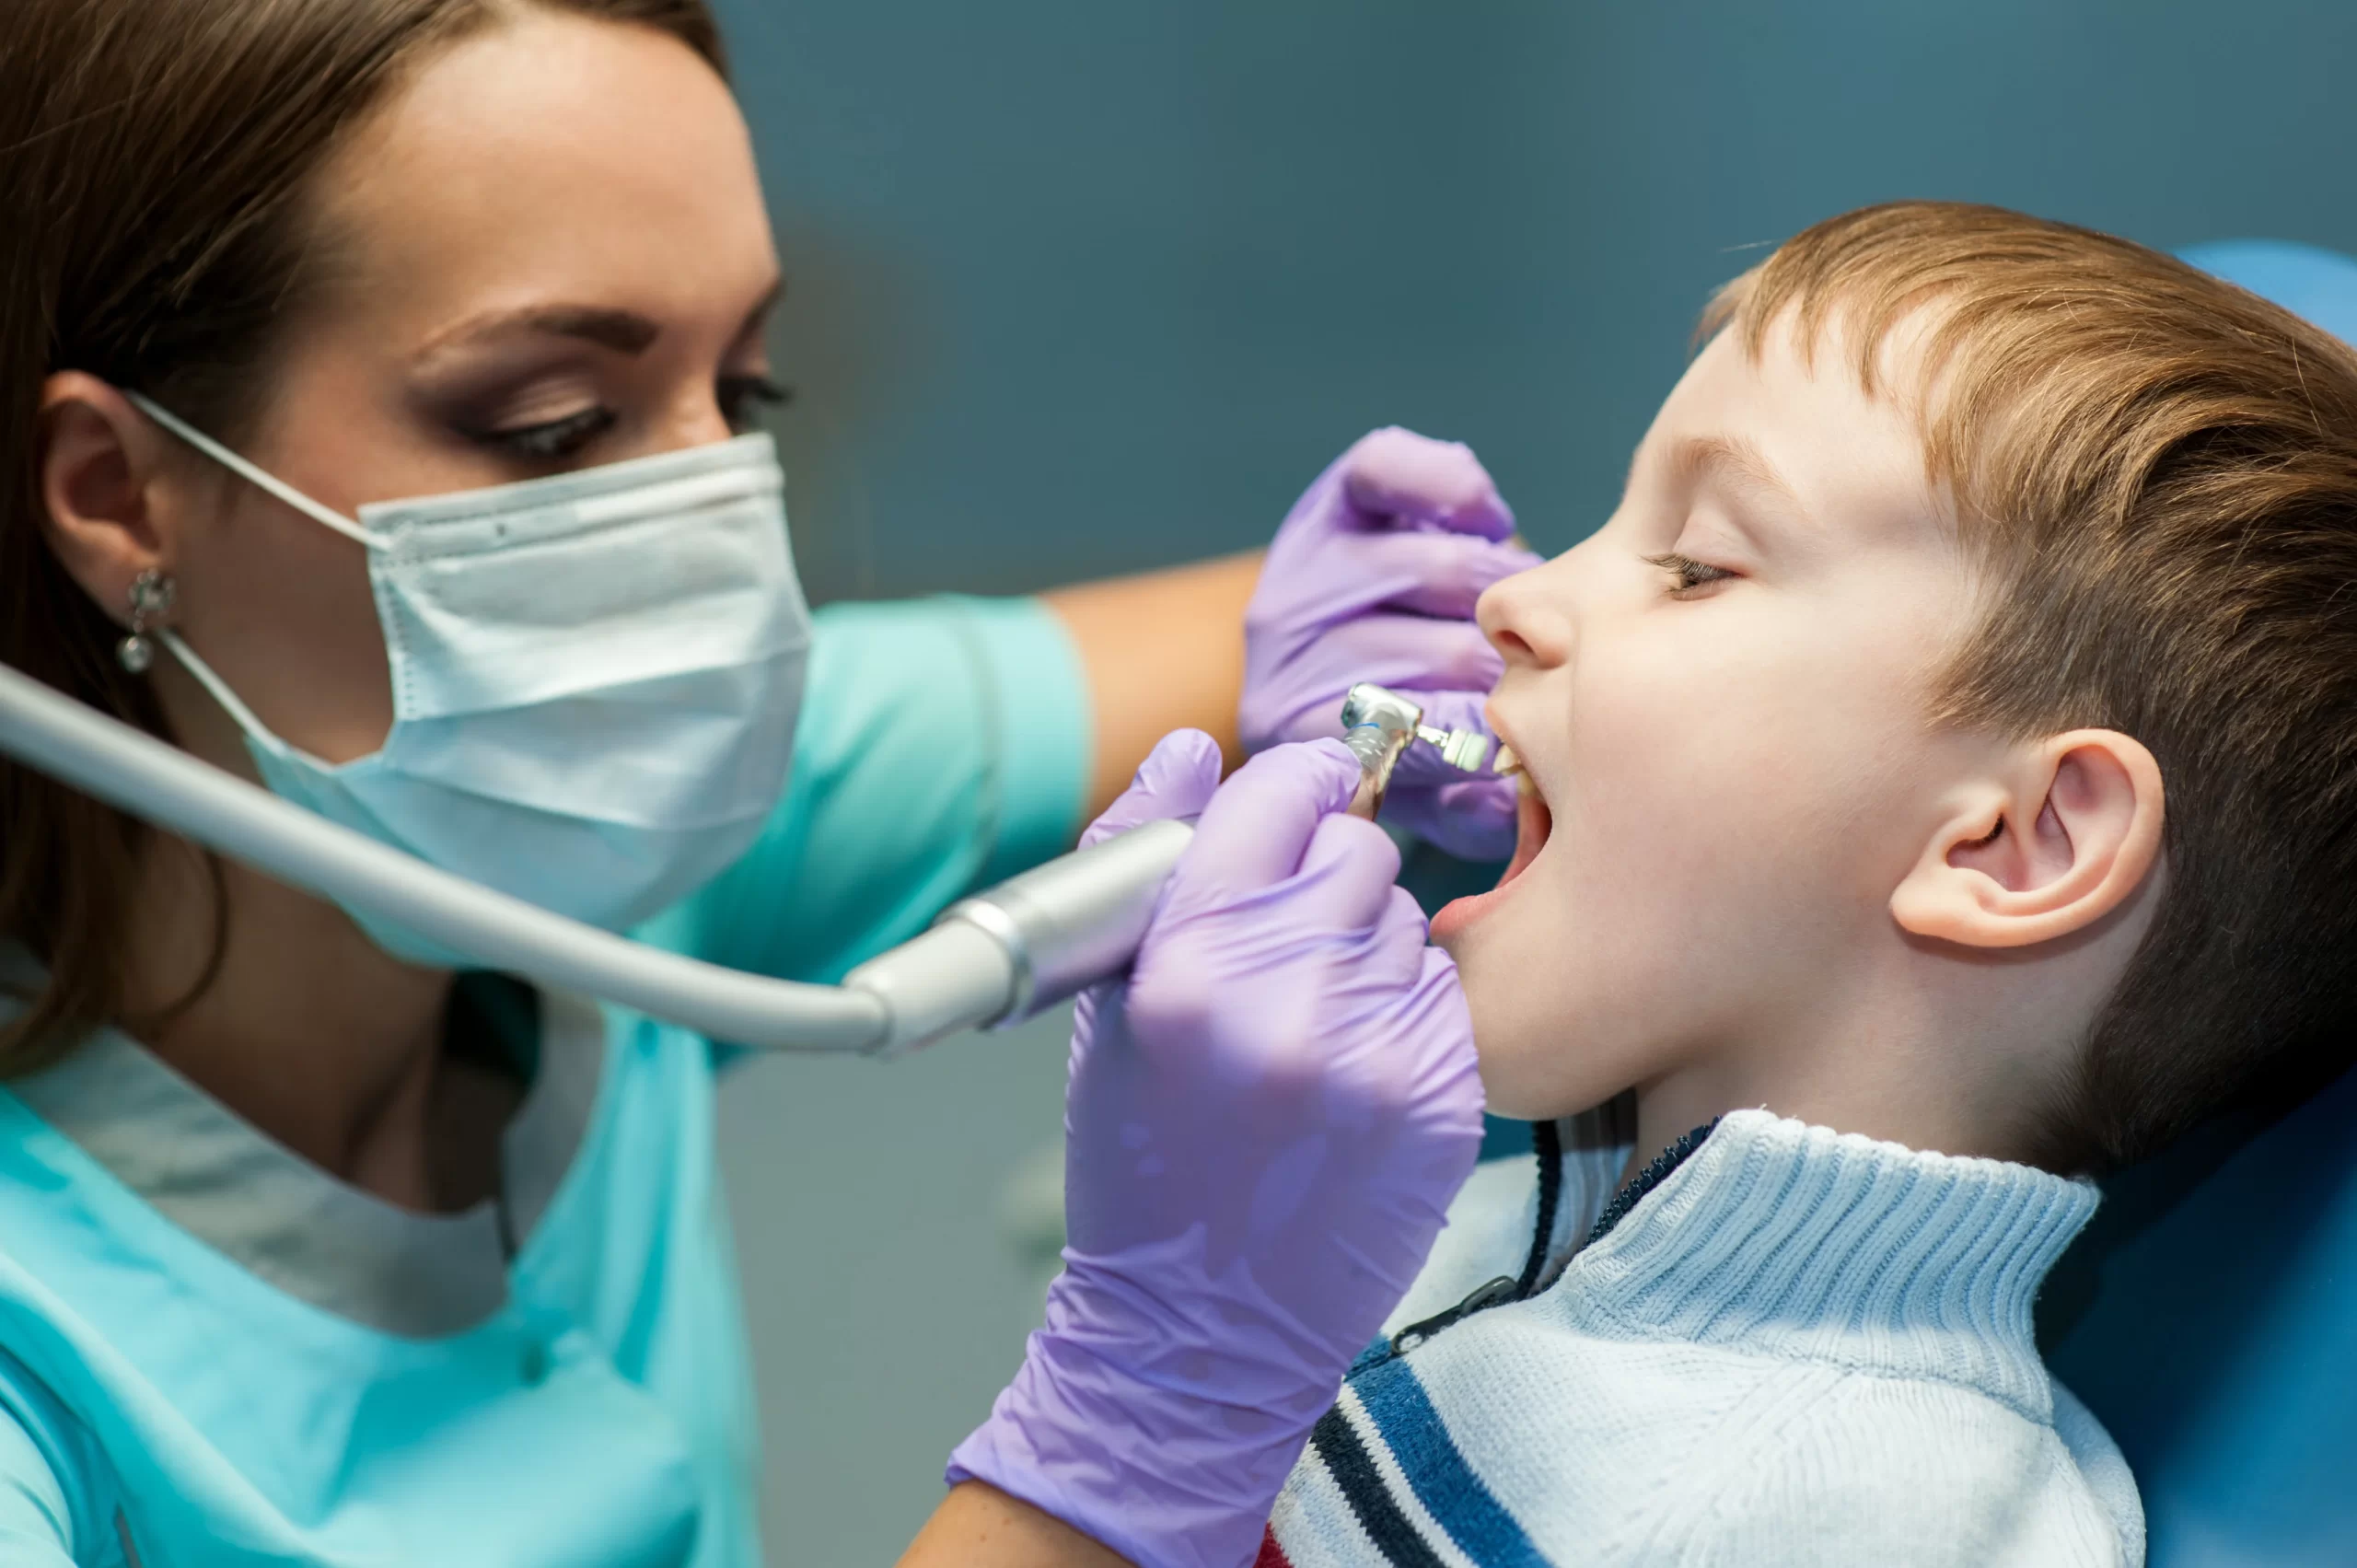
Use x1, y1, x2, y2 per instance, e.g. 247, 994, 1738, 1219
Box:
0, 0, 724, 1071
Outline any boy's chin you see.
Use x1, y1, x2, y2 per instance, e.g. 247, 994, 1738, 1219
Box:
1483, 1061, 1636, 1124
1460, 968, 1637, 1122
1464, 1007, 1578, 1121
1477, 1055, 1586, 1123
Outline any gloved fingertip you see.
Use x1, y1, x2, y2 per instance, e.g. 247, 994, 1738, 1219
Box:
1341, 427, 1510, 534
1181, 738, 1368, 894
1083, 729, 1225, 845
1436, 467, 1517, 543
1350, 424, 1414, 457
1444, 537, 1545, 605
1300, 736, 1371, 807
1137, 727, 1225, 796
1220, 737, 1365, 819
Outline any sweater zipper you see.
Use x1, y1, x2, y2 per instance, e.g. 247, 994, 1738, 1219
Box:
1369, 1117, 1723, 1370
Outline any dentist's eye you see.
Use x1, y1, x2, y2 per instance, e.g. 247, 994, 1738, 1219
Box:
471, 406, 618, 461
1644, 551, 1736, 598
718, 375, 792, 434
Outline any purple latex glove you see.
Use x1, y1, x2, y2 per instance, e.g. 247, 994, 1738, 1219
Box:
1240, 426, 1542, 862
947, 732, 1486, 1568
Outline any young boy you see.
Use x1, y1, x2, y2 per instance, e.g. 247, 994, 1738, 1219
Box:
1261, 202, 2357, 1567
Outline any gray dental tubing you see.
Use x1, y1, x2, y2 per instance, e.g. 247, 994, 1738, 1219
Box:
0, 663, 1489, 1055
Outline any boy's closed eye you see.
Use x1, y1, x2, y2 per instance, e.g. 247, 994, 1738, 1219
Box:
1643, 551, 1739, 598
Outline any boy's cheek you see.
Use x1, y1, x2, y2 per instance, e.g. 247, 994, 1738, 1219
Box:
1445, 791, 1815, 1117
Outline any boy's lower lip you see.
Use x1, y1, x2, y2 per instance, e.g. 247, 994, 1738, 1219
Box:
1431, 885, 1504, 943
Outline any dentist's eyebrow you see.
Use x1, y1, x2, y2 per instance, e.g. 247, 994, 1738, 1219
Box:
730, 280, 785, 347
419, 304, 664, 359
419, 281, 784, 364
1670, 434, 1809, 528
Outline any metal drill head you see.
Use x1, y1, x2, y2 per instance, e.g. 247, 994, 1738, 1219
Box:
1342, 683, 1493, 774
1340, 682, 1424, 737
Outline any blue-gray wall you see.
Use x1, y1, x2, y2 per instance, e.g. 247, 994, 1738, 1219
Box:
726, 0, 2357, 605
709, 3, 2357, 1561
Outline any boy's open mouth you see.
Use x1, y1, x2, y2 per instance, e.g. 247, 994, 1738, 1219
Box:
1498, 772, 1551, 889
1429, 755, 1550, 945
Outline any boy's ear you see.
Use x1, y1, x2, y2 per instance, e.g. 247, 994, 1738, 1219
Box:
36, 372, 180, 623
1890, 729, 2165, 950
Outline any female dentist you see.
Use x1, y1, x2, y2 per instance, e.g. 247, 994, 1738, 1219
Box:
0, 1, 1532, 1563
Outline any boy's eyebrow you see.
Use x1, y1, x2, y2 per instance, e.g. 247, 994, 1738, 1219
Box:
1670, 434, 1809, 528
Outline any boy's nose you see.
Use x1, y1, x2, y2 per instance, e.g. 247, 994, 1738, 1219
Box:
1476, 559, 1573, 669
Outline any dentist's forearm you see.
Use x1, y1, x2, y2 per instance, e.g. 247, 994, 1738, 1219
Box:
899, 1482, 1132, 1568
1043, 552, 1260, 821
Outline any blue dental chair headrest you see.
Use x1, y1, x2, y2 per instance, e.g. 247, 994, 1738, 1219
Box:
2034, 237, 2357, 1568
2177, 239, 2357, 350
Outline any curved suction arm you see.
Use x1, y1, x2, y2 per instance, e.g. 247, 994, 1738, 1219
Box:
0, 661, 1212, 1055
0, 663, 901, 1051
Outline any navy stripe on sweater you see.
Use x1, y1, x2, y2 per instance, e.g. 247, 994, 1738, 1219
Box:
1308, 1404, 1450, 1568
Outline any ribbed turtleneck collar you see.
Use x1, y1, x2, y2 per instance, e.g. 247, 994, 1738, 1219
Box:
1554, 1109, 2097, 1420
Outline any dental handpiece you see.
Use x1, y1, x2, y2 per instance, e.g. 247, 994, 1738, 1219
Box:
843, 684, 1504, 1052
1338, 681, 1494, 819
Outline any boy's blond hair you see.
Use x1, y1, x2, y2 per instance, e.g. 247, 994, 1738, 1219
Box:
1706, 202, 2357, 1172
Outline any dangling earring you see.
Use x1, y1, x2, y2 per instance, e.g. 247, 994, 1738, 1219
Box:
117, 568, 177, 675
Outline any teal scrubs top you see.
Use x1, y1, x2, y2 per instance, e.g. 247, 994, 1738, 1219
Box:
0, 596, 1091, 1567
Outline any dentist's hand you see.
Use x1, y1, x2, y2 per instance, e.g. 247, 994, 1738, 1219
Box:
946, 732, 1486, 1568
1239, 427, 1539, 862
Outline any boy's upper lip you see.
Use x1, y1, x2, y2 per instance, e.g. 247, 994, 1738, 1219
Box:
1486, 701, 1529, 780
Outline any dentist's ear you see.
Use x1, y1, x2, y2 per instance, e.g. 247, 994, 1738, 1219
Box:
1890, 729, 2165, 949
35, 372, 181, 621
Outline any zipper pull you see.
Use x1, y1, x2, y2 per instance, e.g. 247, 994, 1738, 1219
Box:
1388, 1273, 1522, 1356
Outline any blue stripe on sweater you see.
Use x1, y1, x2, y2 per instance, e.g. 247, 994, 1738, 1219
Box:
1350, 1353, 1549, 1567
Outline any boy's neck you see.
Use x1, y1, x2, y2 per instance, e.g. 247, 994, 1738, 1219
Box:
1622, 1036, 2054, 1188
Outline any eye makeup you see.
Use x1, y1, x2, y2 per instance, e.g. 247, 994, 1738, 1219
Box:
412, 281, 789, 469
717, 373, 789, 433
468, 403, 619, 460
437, 372, 789, 464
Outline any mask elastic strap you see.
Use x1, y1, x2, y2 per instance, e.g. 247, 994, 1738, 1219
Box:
156, 630, 290, 751
124, 392, 382, 551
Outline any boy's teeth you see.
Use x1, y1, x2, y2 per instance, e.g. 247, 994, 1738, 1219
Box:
1493, 745, 1522, 777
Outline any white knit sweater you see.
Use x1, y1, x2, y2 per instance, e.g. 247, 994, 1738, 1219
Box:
1260, 1109, 2143, 1567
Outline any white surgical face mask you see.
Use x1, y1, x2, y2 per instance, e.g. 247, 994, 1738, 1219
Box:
128, 395, 811, 966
